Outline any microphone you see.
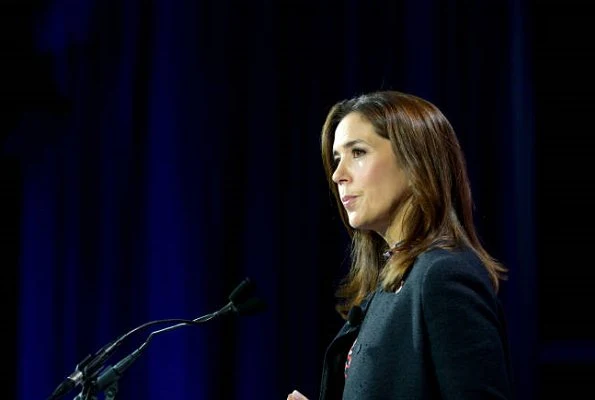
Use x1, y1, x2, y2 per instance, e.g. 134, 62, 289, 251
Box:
232, 296, 267, 316
93, 277, 266, 393
46, 355, 91, 400
48, 277, 266, 400
47, 317, 201, 400
226, 277, 267, 316
347, 305, 363, 327
229, 276, 255, 305
47, 338, 126, 400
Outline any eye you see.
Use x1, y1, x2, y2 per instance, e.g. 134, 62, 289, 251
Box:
352, 148, 366, 158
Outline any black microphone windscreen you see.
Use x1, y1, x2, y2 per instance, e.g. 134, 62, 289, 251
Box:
347, 305, 363, 326
234, 297, 267, 316
228, 277, 255, 304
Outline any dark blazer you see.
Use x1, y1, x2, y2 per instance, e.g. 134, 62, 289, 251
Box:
319, 247, 513, 399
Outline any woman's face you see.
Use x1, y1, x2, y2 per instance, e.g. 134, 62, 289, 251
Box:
332, 112, 411, 238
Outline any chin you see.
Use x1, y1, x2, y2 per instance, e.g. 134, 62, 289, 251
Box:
348, 218, 368, 230
348, 217, 383, 233
347, 219, 361, 229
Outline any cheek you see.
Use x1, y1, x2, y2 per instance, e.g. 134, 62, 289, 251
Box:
365, 161, 407, 208
360, 161, 388, 188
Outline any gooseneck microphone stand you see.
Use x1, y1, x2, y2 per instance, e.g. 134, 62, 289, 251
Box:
74, 316, 211, 400
47, 277, 265, 400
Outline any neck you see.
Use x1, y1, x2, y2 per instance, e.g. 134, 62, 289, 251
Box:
380, 216, 406, 247
380, 195, 413, 246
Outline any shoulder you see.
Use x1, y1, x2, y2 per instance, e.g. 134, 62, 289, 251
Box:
407, 247, 496, 302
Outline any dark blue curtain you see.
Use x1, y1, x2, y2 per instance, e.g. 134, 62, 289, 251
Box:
3, 1, 542, 399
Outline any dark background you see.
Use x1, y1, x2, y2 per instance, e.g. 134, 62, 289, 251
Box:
534, 0, 595, 396
1, 1, 593, 399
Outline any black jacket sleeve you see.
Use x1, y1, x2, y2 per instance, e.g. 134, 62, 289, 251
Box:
421, 256, 513, 399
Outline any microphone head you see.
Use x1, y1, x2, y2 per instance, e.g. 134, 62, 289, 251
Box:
226, 277, 267, 317
232, 297, 267, 316
347, 305, 363, 327
48, 379, 76, 400
228, 277, 256, 304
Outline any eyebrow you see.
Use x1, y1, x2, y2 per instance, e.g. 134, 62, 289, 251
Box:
332, 139, 366, 157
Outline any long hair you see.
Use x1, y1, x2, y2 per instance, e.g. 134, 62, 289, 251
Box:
321, 91, 507, 318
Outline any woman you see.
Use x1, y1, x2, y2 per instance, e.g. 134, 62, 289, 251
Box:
288, 91, 513, 399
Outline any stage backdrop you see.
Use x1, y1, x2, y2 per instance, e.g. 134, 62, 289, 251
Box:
4, 1, 537, 399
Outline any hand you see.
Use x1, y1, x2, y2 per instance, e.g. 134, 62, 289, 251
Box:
287, 389, 309, 400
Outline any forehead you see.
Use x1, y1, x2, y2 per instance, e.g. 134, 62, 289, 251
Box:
333, 112, 378, 149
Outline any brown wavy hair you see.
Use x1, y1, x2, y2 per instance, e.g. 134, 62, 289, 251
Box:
321, 91, 507, 318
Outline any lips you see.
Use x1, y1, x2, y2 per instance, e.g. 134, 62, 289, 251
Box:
341, 195, 358, 209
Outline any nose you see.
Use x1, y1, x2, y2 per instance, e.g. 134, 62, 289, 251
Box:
332, 159, 349, 184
